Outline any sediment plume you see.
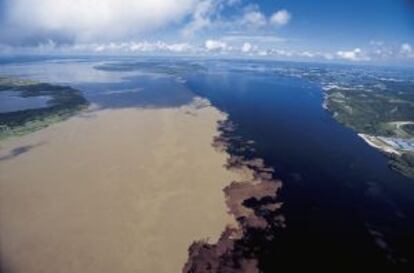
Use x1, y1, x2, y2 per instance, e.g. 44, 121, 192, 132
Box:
184, 119, 285, 273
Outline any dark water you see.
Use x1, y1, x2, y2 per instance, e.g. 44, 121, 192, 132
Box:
187, 68, 414, 271
0, 90, 50, 113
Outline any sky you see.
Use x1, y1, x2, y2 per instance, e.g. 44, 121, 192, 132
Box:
0, 0, 413, 64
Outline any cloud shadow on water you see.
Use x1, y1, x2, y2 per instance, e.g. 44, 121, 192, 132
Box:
0, 142, 45, 161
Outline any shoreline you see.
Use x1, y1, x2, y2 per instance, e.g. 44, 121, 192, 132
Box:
184, 119, 284, 273
358, 133, 402, 155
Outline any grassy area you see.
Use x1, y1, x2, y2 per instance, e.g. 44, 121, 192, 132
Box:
0, 76, 89, 140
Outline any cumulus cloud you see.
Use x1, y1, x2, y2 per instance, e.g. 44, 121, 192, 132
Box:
0, 40, 197, 55
270, 10, 291, 26
242, 9, 267, 28
299, 51, 315, 58
1, 0, 197, 44
222, 35, 286, 43
0, 0, 293, 45
94, 41, 194, 53
181, 0, 215, 37
269, 49, 322, 59
270, 49, 293, 57
241, 42, 253, 53
181, 3, 292, 36
205, 39, 228, 51
336, 48, 370, 61
400, 43, 414, 58
242, 6, 291, 28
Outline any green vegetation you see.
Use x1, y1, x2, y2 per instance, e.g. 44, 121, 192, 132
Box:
325, 83, 414, 138
389, 152, 414, 178
274, 65, 414, 178
0, 76, 89, 140
324, 81, 414, 178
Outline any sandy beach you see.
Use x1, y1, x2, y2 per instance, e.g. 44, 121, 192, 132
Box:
358, 133, 401, 155
0, 100, 240, 273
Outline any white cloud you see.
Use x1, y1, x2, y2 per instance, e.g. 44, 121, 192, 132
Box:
336, 48, 370, 61
166, 43, 194, 53
270, 10, 291, 26
1, 41, 196, 54
401, 43, 412, 53
240, 6, 291, 29
180, 1, 286, 38
265, 48, 365, 61
205, 39, 227, 51
241, 42, 253, 53
128, 41, 193, 53
400, 43, 413, 58
221, 35, 286, 43
270, 49, 320, 59
267, 49, 290, 57
2, 0, 197, 43
1, 0, 292, 44
181, 0, 215, 37
242, 10, 267, 27
299, 51, 315, 58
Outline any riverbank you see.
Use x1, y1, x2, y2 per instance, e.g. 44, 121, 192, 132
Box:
358, 133, 402, 155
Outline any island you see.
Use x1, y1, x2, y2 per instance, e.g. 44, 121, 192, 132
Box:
0, 76, 89, 140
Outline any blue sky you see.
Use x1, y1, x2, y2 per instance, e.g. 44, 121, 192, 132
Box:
270, 0, 414, 49
0, 0, 413, 63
